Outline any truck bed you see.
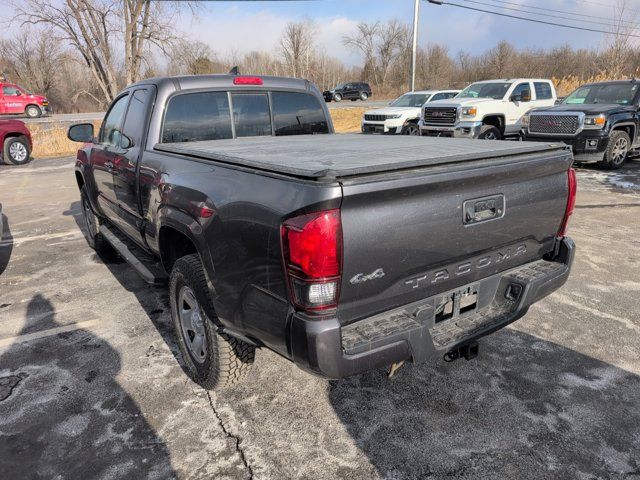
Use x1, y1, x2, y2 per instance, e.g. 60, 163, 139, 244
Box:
154, 134, 568, 180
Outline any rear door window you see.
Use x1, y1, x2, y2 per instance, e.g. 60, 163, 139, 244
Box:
534, 82, 553, 100
231, 93, 272, 137
271, 92, 329, 136
162, 91, 232, 143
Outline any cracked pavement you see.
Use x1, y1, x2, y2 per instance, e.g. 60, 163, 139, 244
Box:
0, 157, 639, 479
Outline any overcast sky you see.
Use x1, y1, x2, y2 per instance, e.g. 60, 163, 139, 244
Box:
179, 0, 637, 65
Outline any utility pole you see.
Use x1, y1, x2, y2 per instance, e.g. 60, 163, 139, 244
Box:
411, 0, 420, 92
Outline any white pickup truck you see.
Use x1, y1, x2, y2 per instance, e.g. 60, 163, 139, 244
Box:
362, 90, 459, 135
420, 79, 557, 140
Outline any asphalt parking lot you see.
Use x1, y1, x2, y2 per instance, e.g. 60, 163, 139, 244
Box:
1, 156, 639, 479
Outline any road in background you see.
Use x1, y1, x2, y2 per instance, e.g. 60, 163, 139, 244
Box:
1, 158, 638, 478
4, 100, 390, 124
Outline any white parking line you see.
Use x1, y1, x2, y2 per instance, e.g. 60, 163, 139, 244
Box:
0, 319, 101, 349
0, 229, 83, 246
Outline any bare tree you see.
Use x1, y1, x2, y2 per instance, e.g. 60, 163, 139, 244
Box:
12, 0, 195, 103
278, 20, 316, 78
601, 0, 638, 77
343, 22, 380, 84
376, 20, 408, 86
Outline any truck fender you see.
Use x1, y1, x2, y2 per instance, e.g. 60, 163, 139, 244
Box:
610, 121, 636, 145
155, 205, 216, 279
74, 151, 104, 217
481, 114, 505, 133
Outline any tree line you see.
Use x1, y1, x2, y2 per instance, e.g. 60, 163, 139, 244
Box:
1, 0, 637, 113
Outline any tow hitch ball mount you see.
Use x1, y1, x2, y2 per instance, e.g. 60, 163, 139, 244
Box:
444, 342, 479, 363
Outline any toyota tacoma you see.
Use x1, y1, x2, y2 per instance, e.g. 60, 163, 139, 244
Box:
67, 74, 576, 389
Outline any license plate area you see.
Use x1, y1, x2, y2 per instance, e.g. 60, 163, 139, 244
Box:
434, 285, 479, 324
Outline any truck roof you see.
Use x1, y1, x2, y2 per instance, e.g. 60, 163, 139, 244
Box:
473, 78, 553, 84
155, 134, 568, 180
130, 74, 312, 92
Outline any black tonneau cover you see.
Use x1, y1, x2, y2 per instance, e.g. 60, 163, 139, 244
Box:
154, 134, 567, 180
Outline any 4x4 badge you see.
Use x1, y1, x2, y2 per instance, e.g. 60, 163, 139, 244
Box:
350, 268, 385, 284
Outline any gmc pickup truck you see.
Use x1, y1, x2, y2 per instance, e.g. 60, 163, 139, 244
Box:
522, 79, 640, 169
67, 74, 576, 390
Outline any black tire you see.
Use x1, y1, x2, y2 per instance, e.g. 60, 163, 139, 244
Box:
401, 123, 420, 136
599, 130, 630, 170
80, 186, 107, 252
478, 125, 502, 140
25, 105, 42, 118
360, 91, 369, 101
170, 254, 255, 389
333, 93, 342, 102
3, 136, 31, 165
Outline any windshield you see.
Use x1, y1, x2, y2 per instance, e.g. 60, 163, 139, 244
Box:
458, 82, 511, 100
334, 83, 346, 90
563, 84, 639, 105
390, 93, 430, 107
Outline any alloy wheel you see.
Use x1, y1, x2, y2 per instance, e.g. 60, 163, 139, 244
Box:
178, 286, 208, 363
9, 142, 28, 163
611, 137, 628, 165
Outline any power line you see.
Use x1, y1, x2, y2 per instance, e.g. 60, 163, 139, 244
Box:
460, 0, 638, 29
486, 0, 639, 28
439, 1, 640, 37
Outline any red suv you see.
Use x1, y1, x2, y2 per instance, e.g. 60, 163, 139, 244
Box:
0, 83, 51, 118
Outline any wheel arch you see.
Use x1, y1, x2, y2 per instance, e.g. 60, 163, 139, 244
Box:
482, 114, 505, 134
611, 122, 635, 143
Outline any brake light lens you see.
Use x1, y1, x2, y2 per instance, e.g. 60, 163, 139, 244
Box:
233, 76, 263, 85
558, 168, 577, 237
281, 209, 342, 312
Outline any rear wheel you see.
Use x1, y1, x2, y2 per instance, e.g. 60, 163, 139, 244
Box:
25, 105, 41, 118
599, 130, 629, 170
2, 136, 31, 165
478, 125, 501, 140
360, 91, 369, 101
170, 254, 255, 389
333, 93, 342, 102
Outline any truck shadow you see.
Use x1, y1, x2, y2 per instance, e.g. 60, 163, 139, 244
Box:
0, 210, 12, 276
327, 329, 640, 478
0, 294, 177, 478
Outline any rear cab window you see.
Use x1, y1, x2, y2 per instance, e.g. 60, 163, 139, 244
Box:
534, 82, 553, 100
161, 90, 328, 143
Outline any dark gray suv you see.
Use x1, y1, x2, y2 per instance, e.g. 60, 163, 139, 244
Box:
323, 82, 372, 102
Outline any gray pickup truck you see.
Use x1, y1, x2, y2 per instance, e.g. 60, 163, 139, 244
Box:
67, 74, 576, 390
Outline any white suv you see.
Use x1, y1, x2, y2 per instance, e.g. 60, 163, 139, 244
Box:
420, 79, 557, 140
362, 90, 460, 135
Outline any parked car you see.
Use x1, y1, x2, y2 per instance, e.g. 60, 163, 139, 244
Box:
0, 83, 51, 118
323, 82, 371, 102
362, 89, 460, 135
67, 74, 575, 390
421, 78, 557, 140
0, 119, 32, 165
522, 79, 640, 169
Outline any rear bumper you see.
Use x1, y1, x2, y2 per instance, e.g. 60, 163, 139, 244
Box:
290, 237, 575, 379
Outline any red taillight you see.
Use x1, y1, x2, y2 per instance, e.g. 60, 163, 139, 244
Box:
233, 76, 263, 85
281, 209, 342, 312
558, 168, 577, 237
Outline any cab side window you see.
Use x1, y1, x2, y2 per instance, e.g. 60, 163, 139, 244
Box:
511, 83, 531, 100
100, 94, 129, 147
122, 88, 150, 148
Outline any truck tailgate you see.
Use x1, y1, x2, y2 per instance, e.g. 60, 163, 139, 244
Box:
338, 146, 573, 323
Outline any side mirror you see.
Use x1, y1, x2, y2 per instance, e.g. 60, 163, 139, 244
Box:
67, 123, 95, 143
15, 91, 22, 96
120, 134, 134, 149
